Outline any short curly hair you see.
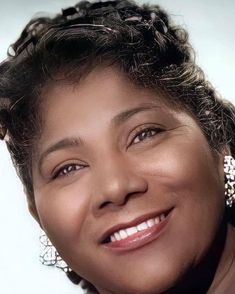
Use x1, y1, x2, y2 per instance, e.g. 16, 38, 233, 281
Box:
0, 0, 234, 291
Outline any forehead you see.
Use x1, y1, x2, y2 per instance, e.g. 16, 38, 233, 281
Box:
41, 65, 178, 118
38, 66, 193, 145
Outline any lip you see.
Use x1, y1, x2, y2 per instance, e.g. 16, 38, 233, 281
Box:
100, 208, 173, 251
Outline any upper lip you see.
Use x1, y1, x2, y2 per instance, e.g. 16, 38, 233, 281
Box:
99, 207, 173, 244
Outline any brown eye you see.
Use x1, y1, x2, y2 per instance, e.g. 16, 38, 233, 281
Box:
53, 163, 85, 179
131, 127, 162, 145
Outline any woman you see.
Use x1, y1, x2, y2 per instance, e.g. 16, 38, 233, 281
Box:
0, 0, 235, 293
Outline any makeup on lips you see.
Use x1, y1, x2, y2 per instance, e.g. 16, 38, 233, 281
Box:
101, 209, 172, 251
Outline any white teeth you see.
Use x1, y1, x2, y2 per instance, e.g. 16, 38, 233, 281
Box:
109, 213, 166, 243
137, 221, 148, 231
155, 217, 160, 224
119, 230, 128, 239
147, 219, 155, 228
126, 226, 138, 236
114, 232, 121, 241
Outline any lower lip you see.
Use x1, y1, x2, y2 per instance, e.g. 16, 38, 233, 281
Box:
103, 211, 172, 251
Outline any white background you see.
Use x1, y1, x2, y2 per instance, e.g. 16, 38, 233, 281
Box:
0, 0, 234, 293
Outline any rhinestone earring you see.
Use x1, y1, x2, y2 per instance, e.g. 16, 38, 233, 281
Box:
39, 231, 71, 273
224, 155, 235, 207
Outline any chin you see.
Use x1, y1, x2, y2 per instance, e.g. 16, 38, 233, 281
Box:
94, 261, 185, 294
97, 279, 177, 294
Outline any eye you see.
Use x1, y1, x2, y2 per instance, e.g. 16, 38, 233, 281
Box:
52, 163, 86, 179
131, 127, 163, 145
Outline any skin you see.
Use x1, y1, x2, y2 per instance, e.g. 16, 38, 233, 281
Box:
31, 66, 235, 293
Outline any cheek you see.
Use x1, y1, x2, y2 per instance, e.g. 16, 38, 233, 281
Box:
34, 182, 91, 249
138, 140, 224, 241
139, 138, 222, 198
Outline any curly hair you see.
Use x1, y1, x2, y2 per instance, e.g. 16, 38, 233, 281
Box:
0, 0, 234, 292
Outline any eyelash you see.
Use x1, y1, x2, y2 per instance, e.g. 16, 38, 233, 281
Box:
130, 126, 163, 145
52, 163, 85, 179
52, 127, 163, 179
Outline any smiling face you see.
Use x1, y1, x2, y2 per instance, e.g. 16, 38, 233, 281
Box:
32, 66, 225, 293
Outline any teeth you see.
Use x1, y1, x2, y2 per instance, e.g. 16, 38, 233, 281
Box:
137, 221, 148, 231
119, 230, 128, 239
114, 232, 121, 241
155, 216, 160, 224
109, 213, 166, 242
126, 227, 138, 236
147, 219, 155, 228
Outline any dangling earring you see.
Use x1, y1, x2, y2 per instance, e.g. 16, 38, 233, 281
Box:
224, 155, 235, 207
39, 231, 71, 273
40, 232, 84, 285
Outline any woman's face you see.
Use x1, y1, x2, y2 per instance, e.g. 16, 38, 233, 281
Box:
32, 66, 225, 294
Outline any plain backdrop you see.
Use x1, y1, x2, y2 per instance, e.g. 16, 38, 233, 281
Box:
0, 1, 234, 293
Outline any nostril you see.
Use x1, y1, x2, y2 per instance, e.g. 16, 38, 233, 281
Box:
99, 192, 142, 210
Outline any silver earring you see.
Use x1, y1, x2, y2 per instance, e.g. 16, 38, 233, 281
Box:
224, 155, 235, 207
39, 231, 72, 273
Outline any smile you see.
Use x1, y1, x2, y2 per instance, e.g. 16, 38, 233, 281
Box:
101, 209, 172, 251
110, 213, 166, 242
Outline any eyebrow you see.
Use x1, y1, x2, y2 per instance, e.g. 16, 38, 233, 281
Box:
111, 103, 161, 126
38, 103, 161, 168
38, 138, 82, 170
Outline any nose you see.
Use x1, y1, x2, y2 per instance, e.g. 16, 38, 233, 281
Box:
92, 155, 148, 213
